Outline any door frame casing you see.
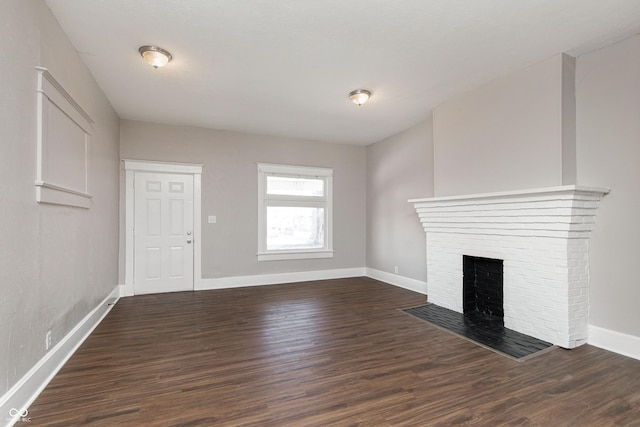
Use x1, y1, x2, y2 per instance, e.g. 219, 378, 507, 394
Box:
122, 159, 203, 296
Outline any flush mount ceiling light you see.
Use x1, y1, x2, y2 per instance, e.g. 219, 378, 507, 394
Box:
349, 89, 371, 106
139, 45, 172, 69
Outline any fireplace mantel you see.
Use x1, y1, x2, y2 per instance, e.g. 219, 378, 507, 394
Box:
410, 185, 609, 348
409, 185, 610, 205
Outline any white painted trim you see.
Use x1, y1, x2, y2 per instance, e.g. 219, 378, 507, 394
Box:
588, 324, 640, 361
196, 268, 366, 290
35, 182, 92, 209
193, 173, 202, 290
0, 286, 119, 427
366, 268, 427, 295
36, 67, 94, 128
124, 166, 135, 290
257, 250, 334, 261
34, 180, 93, 199
119, 283, 134, 297
36, 67, 93, 209
123, 160, 202, 295
257, 162, 334, 177
409, 184, 610, 204
123, 159, 204, 174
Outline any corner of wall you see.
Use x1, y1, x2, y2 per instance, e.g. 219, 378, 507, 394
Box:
561, 53, 577, 185
366, 268, 427, 295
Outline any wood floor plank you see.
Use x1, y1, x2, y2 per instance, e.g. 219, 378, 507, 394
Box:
28, 277, 640, 426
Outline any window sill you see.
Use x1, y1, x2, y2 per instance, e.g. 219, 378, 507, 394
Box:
257, 250, 334, 262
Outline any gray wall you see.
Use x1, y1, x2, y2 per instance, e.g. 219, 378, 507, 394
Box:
366, 117, 434, 281
0, 1, 120, 395
433, 54, 570, 196
119, 120, 367, 281
576, 34, 640, 337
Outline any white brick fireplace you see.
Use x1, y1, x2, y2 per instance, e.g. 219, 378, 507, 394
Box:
410, 185, 609, 348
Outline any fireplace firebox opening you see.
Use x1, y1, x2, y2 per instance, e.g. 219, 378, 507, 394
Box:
463, 255, 504, 324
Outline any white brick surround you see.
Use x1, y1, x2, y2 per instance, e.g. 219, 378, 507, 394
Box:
410, 185, 609, 348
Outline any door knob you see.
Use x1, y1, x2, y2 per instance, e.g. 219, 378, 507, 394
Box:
187, 239, 192, 244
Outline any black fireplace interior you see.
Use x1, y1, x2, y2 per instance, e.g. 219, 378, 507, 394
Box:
404, 255, 553, 359
463, 255, 504, 324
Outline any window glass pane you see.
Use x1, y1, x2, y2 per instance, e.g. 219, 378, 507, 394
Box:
266, 206, 325, 250
267, 176, 324, 197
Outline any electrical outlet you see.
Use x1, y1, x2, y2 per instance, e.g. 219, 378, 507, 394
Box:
208, 215, 216, 224
45, 330, 52, 351
394, 266, 399, 274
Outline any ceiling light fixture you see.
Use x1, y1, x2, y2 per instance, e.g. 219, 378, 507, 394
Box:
139, 45, 172, 69
349, 89, 371, 106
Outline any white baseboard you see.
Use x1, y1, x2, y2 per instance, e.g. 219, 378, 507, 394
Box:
119, 283, 134, 297
0, 286, 120, 427
588, 324, 640, 361
197, 267, 367, 290
366, 268, 427, 295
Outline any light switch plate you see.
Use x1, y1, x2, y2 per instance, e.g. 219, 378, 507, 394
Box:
208, 215, 216, 224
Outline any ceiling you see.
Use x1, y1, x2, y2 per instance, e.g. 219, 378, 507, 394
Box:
45, 0, 640, 146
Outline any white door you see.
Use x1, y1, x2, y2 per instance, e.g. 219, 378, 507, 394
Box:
134, 172, 194, 294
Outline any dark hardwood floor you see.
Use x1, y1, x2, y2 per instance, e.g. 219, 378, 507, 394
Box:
29, 277, 640, 426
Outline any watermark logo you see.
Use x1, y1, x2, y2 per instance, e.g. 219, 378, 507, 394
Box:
8, 408, 31, 423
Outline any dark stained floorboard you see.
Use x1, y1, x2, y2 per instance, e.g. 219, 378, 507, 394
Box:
29, 277, 640, 426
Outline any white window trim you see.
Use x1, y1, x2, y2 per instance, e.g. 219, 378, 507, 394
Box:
257, 163, 334, 261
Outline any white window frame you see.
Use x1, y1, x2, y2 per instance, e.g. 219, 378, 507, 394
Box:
257, 163, 334, 261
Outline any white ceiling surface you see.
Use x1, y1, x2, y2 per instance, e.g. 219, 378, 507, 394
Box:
45, 0, 640, 146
